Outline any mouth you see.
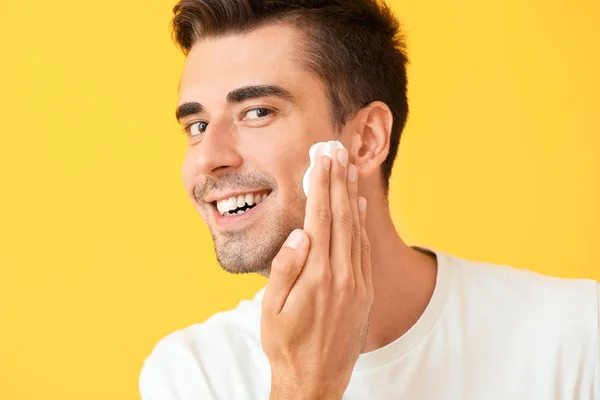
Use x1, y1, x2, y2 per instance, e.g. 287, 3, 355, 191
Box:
210, 190, 273, 228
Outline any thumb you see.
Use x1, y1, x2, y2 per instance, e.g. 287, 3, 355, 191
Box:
263, 229, 310, 315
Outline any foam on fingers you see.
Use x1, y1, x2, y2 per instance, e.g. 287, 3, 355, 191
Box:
303, 140, 345, 197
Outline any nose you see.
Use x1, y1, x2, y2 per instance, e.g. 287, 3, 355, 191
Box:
191, 120, 243, 177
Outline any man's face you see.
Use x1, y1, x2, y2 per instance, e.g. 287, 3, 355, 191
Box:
178, 23, 338, 276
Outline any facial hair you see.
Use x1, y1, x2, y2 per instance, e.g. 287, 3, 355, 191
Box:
196, 171, 306, 276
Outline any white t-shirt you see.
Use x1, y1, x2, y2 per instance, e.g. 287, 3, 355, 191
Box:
139, 249, 600, 399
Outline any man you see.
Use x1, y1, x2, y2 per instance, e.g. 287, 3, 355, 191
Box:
139, 0, 599, 398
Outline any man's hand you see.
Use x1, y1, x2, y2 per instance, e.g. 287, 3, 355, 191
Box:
261, 148, 373, 400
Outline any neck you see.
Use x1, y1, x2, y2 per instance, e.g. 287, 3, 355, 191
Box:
360, 188, 438, 353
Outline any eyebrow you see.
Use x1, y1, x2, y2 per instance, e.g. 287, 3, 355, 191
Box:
175, 84, 297, 122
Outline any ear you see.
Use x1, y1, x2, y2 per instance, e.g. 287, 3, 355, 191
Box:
345, 101, 393, 178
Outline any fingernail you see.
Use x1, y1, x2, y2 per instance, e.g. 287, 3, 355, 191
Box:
284, 229, 305, 249
337, 149, 348, 167
322, 155, 331, 171
359, 197, 367, 213
348, 164, 357, 182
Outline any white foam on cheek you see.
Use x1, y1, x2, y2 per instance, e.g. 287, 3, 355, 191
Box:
302, 140, 345, 197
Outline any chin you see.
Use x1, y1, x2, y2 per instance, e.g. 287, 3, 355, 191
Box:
208, 186, 307, 275
214, 234, 283, 275
213, 219, 295, 276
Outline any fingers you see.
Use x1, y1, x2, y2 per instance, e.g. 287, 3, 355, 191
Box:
358, 197, 372, 292
329, 148, 353, 285
303, 155, 332, 272
263, 229, 310, 315
346, 163, 361, 285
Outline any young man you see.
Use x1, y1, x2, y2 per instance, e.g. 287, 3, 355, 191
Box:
139, 1, 599, 398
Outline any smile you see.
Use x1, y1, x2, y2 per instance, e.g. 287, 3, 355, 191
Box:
214, 190, 272, 216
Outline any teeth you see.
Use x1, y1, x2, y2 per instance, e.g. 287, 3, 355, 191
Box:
216, 191, 270, 215
227, 197, 237, 211
237, 195, 245, 208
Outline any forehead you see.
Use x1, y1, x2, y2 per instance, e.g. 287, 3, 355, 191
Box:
179, 23, 317, 104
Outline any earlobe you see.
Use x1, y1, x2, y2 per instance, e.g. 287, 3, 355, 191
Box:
349, 101, 393, 177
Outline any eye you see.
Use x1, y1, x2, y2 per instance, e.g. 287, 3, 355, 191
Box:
245, 107, 272, 120
186, 121, 208, 136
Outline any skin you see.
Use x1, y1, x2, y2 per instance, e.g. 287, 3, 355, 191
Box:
178, 22, 438, 398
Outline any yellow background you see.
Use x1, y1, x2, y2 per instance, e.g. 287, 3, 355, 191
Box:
0, 0, 598, 398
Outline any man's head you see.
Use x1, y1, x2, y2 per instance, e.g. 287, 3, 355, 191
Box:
173, 0, 408, 276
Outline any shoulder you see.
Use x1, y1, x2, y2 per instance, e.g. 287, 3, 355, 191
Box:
139, 288, 270, 400
450, 252, 598, 312
440, 250, 598, 341
438, 250, 597, 307
435, 251, 599, 390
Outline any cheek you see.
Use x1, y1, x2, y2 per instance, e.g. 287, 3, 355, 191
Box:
181, 150, 198, 200
244, 136, 312, 205
252, 141, 307, 181
271, 154, 310, 203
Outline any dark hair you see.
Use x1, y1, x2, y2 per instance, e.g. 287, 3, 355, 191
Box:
172, 0, 408, 195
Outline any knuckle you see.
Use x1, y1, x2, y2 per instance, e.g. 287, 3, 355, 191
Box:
360, 288, 375, 307
271, 254, 295, 276
315, 207, 332, 224
335, 272, 355, 292
336, 209, 353, 226
357, 282, 372, 298
312, 265, 332, 286
361, 231, 371, 253
352, 225, 361, 242
362, 241, 372, 259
